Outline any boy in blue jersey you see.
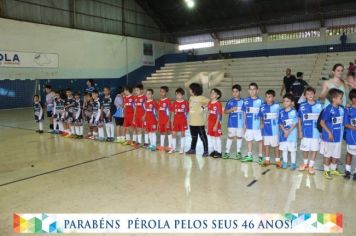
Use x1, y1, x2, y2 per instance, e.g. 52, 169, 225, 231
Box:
320, 88, 345, 180
223, 84, 244, 159
260, 90, 281, 167
279, 94, 298, 170
343, 89, 356, 180
298, 87, 323, 174
241, 83, 263, 163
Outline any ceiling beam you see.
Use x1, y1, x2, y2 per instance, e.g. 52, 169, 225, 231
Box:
242, 0, 266, 33
135, 0, 175, 43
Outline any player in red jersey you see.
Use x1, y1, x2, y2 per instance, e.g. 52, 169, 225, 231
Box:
157, 86, 173, 152
169, 88, 189, 154
142, 89, 158, 151
207, 88, 223, 158
133, 84, 147, 148
123, 87, 135, 145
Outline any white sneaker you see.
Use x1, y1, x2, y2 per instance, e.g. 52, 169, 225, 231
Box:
179, 149, 184, 154
168, 149, 176, 154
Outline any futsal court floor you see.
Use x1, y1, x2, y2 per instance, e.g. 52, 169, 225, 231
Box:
0, 108, 355, 235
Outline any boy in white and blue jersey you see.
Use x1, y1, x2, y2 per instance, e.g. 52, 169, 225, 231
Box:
279, 94, 298, 170
241, 83, 263, 163
260, 90, 281, 167
223, 84, 244, 159
298, 87, 323, 175
320, 88, 345, 180
343, 89, 356, 180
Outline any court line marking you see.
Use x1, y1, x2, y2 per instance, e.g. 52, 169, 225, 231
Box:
0, 124, 36, 132
0, 148, 138, 188
246, 179, 257, 187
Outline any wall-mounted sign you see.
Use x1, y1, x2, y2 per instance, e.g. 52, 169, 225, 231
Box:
0, 51, 59, 68
143, 42, 155, 66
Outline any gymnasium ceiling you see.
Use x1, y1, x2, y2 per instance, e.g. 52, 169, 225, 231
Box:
136, 0, 356, 38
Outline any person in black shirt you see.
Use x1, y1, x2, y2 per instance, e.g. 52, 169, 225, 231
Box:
289, 72, 309, 110
280, 68, 296, 97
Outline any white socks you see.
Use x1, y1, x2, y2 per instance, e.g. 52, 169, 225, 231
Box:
345, 164, 351, 172
226, 138, 232, 153
212, 137, 221, 153
137, 134, 142, 144
58, 121, 64, 131
125, 133, 131, 141
149, 133, 157, 147
38, 121, 43, 131
98, 127, 104, 138
105, 123, 115, 138
180, 137, 185, 151
236, 139, 242, 153
160, 135, 165, 146
172, 137, 177, 150
145, 134, 149, 144
168, 134, 172, 148
70, 126, 75, 134
282, 151, 296, 164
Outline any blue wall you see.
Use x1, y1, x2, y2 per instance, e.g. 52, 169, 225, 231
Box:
1, 42, 356, 109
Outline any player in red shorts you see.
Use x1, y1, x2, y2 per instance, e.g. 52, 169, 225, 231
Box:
169, 88, 189, 154
157, 86, 173, 152
133, 84, 147, 148
143, 89, 158, 151
123, 87, 135, 145
207, 88, 223, 158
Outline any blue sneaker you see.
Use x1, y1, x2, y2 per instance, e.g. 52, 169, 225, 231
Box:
290, 163, 297, 171
282, 162, 288, 169
150, 145, 156, 151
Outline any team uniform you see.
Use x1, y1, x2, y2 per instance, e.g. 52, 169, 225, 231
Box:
225, 98, 244, 137
83, 100, 93, 124
33, 101, 44, 122
207, 101, 223, 137
64, 96, 75, 124
89, 98, 101, 127
144, 100, 158, 132
101, 95, 115, 140
123, 95, 135, 128
344, 106, 356, 156
53, 98, 65, 132
298, 101, 323, 151
260, 102, 280, 147
243, 97, 263, 141
279, 108, 298, 152
320, 104, 345, 159
157, 98, 171, 133
171, 100, 189, 132
134, 95, 146, 129
73, 99, 83, 126
46, 93, 54, 118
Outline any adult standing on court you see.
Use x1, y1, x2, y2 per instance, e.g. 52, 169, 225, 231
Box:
280, 68, 296, 97
320, 63, 347, 107
186, 83, 210, 157
289, 72, 309, 110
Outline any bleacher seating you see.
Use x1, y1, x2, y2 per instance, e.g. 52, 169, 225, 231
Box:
143, 52, 355, 101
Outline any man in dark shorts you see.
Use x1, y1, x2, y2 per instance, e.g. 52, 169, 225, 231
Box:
280, 68, 296, 97
289, 72, 309, 110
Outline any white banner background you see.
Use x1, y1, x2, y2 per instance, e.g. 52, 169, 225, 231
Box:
0, 51, 58, 68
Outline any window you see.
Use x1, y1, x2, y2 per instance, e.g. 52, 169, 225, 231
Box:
219, 35, 262, 46
178, 41, 214, 51
326, 25, 356, 36
268, 30, 320, 41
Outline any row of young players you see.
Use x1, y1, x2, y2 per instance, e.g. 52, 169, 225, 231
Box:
33, 83, 356, 180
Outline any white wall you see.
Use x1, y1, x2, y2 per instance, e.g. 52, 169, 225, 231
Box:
195, 28, 356, 55
0, 18, 177, 80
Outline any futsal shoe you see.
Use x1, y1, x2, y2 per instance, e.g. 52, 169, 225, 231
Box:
143, 143, 150, 148
282, 162, 288, 169
149, 145, 156, 151
299, 163, 309, 171
179, 148, 184, 154
223, 152, 230, 159
330, 170, 342, 176
290, 163, 297, 171
202, 151, 209, 157
308, 166, 315, 175
165, 147, 173, 152
185, 149, 196, 155
168, 149, 176, 154
213, 152, 222, 158
241, 155, 253, 162
157, 146, 165, 151
262, 160, 270, 167
209, 151, 217, 157
323, 171, 332, 180
124, 140, 132, 145
258, 156, 264, 165
353, 173, 356, 181
344, 171, 351, 179
275, 161, 282, 168
235, 152, 243, 160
